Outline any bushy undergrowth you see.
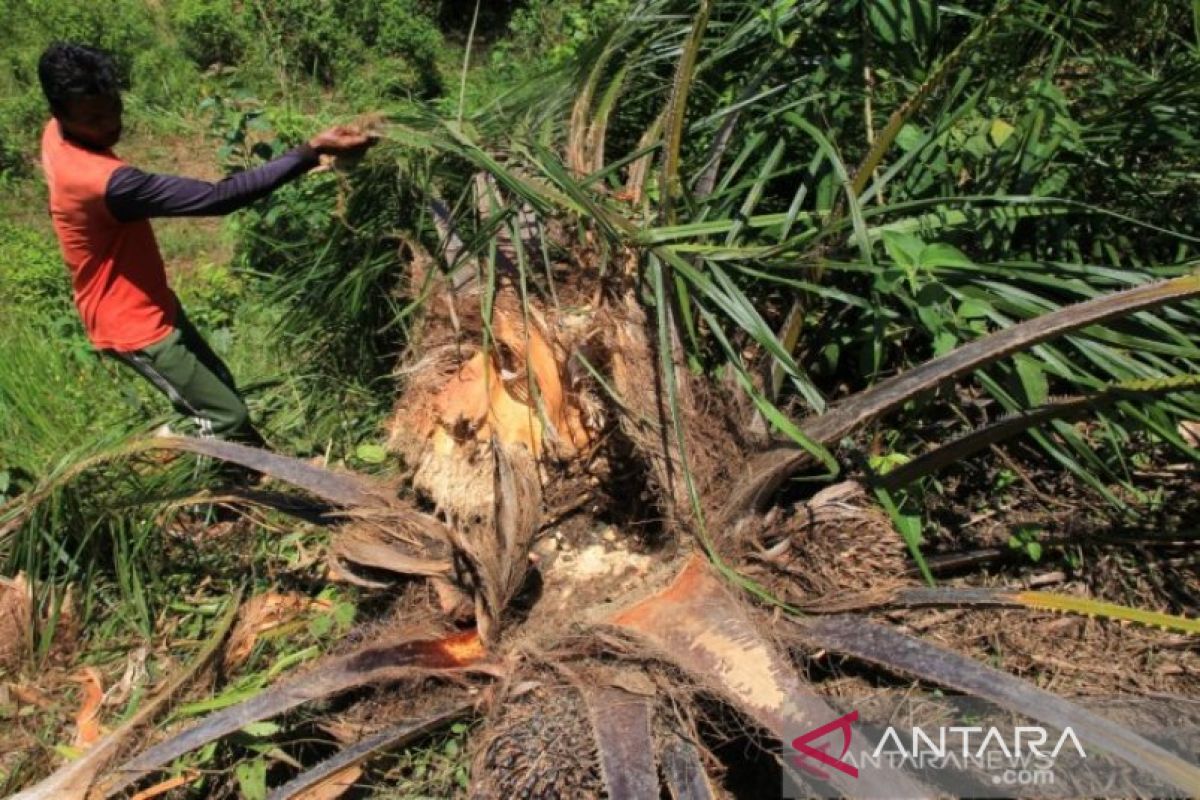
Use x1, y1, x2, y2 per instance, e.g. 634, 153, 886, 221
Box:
0, 0, 200, 175
170, 0, 445, 98
226, 150, 416, 451
0, 0, 450, 180
494, 0, 632, 72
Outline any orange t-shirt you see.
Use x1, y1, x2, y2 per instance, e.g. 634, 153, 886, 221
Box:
40, 120, 175, 351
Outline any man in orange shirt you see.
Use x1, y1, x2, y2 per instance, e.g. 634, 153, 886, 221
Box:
38, 42, 375, 447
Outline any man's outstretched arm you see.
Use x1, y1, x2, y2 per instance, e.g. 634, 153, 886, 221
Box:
105, 126, 375, 221
105, 145, 319, 221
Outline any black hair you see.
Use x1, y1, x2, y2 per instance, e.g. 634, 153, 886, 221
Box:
37, 42, 120, 116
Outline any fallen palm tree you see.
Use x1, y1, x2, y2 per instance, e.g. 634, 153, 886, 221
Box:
9, 272, 1200, 798
7, 0, 1200, 796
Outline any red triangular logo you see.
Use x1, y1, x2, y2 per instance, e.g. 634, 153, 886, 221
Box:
791, 710, 859, 780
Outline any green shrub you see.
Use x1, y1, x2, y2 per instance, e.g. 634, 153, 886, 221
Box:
0, 221, 103, 373
131, 44, 202, 110
175, 261, 246, 333
491, 0, 630, 74
350, 0, 443, 97
0, 221, 71, 319
169, 0, 248, 68
231, 0, 443, 96
244, 0, 352, 85
371, 0, 441, 60
0, 89, 46, 177
7, 0, 161, 82
0, 0, 201, 177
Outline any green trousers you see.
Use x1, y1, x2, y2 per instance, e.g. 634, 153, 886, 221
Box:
105, 308, 263, 445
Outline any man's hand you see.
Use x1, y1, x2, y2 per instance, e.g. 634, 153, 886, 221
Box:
308, 125, 378, 156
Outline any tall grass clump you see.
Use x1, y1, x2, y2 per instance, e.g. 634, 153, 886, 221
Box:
0, 315, 169, 641
0, 226, 246, 643
224, 140, 438, 455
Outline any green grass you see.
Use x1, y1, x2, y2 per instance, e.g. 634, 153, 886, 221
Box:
0, 314, 165, 640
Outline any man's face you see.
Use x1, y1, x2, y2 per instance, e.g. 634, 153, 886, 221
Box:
57, 93, 123, 150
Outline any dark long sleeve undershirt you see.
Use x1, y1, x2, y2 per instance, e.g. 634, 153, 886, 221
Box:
104, 145, 319, 222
